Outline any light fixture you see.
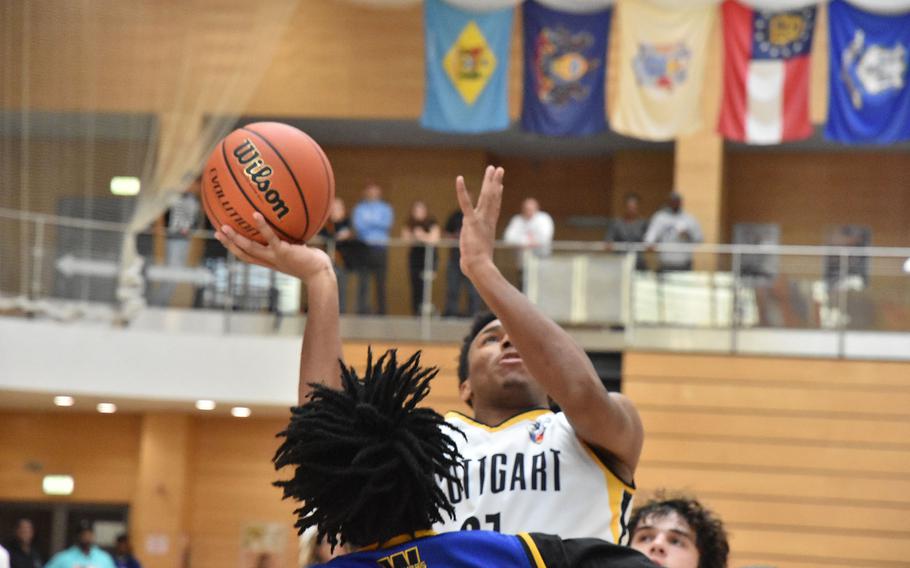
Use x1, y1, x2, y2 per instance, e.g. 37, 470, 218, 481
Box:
195, 400, 216, 411
42, 475, 74, 496
231, 406, 252, 418
53, 396, 75, 407
903, 258, 910, 274
110, 176, 140, 196
97, 403, 117, 414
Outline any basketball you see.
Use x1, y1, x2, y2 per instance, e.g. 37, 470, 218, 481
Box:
201, 122, 335, 244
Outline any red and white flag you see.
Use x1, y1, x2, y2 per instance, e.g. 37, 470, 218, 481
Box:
718, 0, 817, 144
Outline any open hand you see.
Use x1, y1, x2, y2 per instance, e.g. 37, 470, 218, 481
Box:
455, 165, 505, 277
215, 212, 333, 283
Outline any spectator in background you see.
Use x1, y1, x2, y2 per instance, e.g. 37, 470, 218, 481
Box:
442, 209, 481, 318
193, 211, 230, 309
351, 183, 393, 315
6, 519, 42, 568
628, 493, 729, 568
151, 174, 202, 306
607, 193, 648, 270
401, 200, 440, 316
44, 524, 115, 568
319, 197, 366, 314
112, 535, 140, 568
644, 192, 703, 271
503, 197, 555, 258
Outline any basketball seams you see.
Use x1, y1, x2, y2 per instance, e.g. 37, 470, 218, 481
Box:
242, 126, 311, 242
219, 138, 299, 242
311, 138, 335, 232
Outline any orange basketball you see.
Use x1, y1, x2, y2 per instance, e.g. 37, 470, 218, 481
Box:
201, 122, 334, 244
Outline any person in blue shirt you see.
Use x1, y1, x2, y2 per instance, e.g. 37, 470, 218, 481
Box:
44, 524, 115, 568
112, 535, 141, 568
271, 349, 655, 568
351, 183, 393, 315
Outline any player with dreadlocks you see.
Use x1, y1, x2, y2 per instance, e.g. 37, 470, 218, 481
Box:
217, 167, 645, 546
272, 347, 655, 568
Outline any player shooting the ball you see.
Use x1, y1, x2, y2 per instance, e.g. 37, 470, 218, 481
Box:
216, 166, 644, 544
267, 347, 654, 567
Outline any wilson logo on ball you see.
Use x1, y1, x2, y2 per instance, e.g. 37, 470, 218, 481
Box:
232, 138, 290, 219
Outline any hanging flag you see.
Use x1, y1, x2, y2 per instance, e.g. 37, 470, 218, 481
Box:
826, 0, 910, 144
610, 0, 715, 141
520, 1, 611, 136
420, 0, 514, 134
718, 1, 816, 144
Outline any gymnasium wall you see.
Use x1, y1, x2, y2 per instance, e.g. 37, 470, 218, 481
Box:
0, 413, 141, 504
5, 348, 909, 568
6, 1, 829, 122
725, 150, 910, 246
0, 341, 465, 568
625, 351, 910, 568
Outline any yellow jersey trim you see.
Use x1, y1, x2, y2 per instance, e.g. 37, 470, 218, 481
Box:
445, 408, 553, 432
580, 442, 635, 544
360, 530, 436, 551
518, 533, 547, 568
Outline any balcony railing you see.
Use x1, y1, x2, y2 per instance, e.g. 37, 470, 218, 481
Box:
2, 208, 909, 359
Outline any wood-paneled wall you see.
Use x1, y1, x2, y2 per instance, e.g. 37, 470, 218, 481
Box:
625, 351, 910, 568
4, 347, 910, 568
725, 151, 910, 246
0, 413, 141, 503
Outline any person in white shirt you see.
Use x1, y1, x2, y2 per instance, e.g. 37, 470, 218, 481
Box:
502, 198, 554, 258
644, 192, 704, 271
0, 544, 10, 568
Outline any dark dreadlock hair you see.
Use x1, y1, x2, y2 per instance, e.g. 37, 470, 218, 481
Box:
457, 311, 498, 384
273, 349, 464, 550
629, 491, 729, 568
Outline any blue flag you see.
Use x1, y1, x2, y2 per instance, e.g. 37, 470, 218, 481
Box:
521, 1, 611, 136
421, 0, 514, 134
825, 0, 910, 144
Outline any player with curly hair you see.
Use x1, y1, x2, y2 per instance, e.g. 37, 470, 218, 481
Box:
628, 493, 729, 568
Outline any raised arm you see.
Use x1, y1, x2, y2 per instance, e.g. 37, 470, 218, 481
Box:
216, 213, 342, 404
456, 167, 643, 481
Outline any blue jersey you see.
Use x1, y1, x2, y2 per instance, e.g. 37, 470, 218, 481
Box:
318, 530, 654, 568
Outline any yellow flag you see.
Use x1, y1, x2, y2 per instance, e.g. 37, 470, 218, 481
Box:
611, 0, 715, 141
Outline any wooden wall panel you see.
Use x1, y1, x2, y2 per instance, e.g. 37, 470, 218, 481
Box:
725, 151, 910, 246
611, 150, 675, 219
0, 412, 141, 503
186, 416, 299, 568
489, 154, 614, 241
626, 351, 910, 568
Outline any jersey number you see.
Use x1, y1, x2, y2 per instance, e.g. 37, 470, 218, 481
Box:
460, 513, 501, 532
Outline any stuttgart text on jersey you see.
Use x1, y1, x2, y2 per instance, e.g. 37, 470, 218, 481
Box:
440, 449, 563, 503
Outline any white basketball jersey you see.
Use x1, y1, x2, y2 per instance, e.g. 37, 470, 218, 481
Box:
433, 409, 635, 544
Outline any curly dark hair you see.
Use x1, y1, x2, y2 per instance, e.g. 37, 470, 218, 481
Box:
457, 311, 498, 384
628, 492, 729, 568
272, 349, 464, 549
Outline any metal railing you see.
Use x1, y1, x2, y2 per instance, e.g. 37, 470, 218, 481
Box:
2, 208, 910, 357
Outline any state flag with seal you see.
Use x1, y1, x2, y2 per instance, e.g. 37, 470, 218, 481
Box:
610, 0, 715, 141
718, 1, 817, 144
520, 0, 612, 137
421, 0, 514, 134
825, 0, 910, 144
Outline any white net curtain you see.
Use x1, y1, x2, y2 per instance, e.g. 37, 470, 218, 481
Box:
0, 0, 300, 320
